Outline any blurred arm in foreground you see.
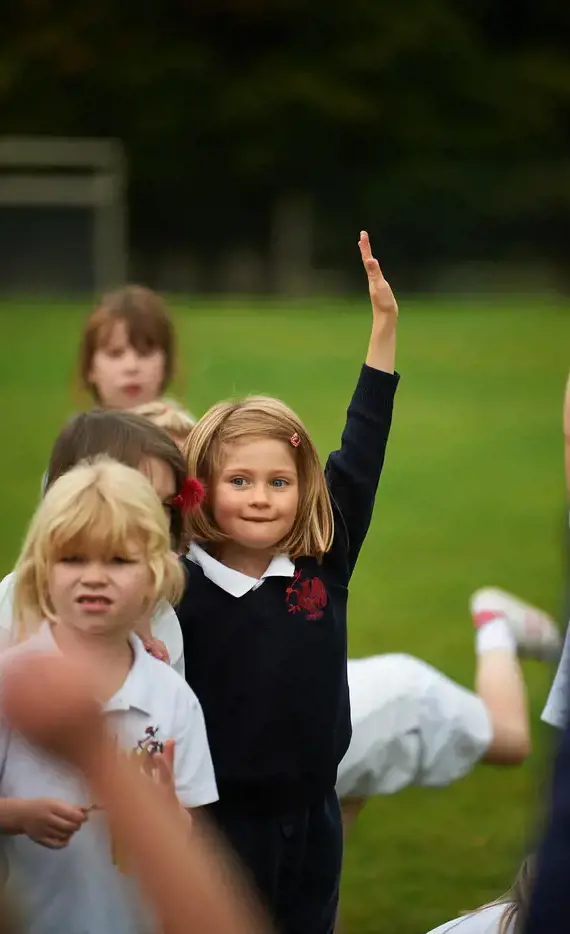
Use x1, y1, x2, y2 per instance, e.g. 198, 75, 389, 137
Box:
0, 652, 272, 934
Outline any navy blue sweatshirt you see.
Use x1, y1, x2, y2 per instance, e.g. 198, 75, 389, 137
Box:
524, 708, 570, 931
177, 364, 399, 812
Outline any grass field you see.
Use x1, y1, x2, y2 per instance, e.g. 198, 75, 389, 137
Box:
1, 296, 569, 932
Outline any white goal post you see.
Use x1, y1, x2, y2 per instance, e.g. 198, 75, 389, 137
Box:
0, 136, 127, 293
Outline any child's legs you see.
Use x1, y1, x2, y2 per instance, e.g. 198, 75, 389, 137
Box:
469, 586, 562, 764
340, 586, 557, 792
341, 649, 529, 780
334, 798, 367, 934
282, 791, 343, 934
476, 649, 530, 764
204, 802, 281, 920
206, 795, 342, 934
360, 651, 529, 776
338, 654, 493, 795
340, 798, 367, 839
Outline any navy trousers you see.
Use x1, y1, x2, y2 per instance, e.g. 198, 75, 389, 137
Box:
207, 790, 343, 934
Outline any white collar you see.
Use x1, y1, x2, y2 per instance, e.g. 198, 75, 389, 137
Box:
188, 543, 295, 598
32, 622, 153, 715
104, 635, 154, 715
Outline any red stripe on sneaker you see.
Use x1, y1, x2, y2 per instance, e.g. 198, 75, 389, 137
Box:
473, 609, 506, 629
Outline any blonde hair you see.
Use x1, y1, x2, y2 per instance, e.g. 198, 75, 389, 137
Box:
13, 457, 184, 642
133, 398, 195, 444
183, 395, 334, 560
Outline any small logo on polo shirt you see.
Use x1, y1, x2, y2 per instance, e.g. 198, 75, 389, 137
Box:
132, 725, 164, 757
285, 570, 327, 621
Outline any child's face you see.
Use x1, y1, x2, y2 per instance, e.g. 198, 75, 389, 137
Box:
88, 320, 166, 409
48, 540, 153, 640
213, 438, 299, 553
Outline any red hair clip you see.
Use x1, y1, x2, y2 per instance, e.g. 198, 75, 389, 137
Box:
290, 432, 301, 448
172, 477, 205, 513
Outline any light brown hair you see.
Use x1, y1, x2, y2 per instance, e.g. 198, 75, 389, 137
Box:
14, 458, 184, 642
183, 395, 334, 560
45, 410, 187, 550
79, 285, 175, 399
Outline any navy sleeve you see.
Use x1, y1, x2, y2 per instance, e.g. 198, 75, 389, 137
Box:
525, 706, 570, 932
324, 364, 399, 582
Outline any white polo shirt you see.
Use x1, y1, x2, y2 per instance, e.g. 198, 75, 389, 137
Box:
426, 903, 513, 932
542, 621, 570, 728
187, 543, 295, 595
0, 625, 218, 934
0, 571, 185, 677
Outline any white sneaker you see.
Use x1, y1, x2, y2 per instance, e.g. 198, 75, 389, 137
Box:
470, 587, 562, 662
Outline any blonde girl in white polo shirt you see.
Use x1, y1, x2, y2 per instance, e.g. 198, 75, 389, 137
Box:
0, 458, 217, 934
0, 409, 191, 671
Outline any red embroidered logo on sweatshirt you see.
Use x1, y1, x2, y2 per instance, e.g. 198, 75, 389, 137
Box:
285, 570, 328, 620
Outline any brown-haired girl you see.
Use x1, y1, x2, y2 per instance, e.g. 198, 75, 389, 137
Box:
177, 232, 399, 934
79, 285, 176, 410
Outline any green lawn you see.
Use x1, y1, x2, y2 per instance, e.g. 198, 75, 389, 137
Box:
1, 297, 569, 932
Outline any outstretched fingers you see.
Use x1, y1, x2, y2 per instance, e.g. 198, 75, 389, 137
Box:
358, 230, 384, 282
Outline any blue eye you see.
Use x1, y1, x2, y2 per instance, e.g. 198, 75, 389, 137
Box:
230, 477, 248, 487
272, 479, 289, 488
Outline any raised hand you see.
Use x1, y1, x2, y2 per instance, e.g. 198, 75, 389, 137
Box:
359, 230, 398, 323
359, 231, 398, 373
